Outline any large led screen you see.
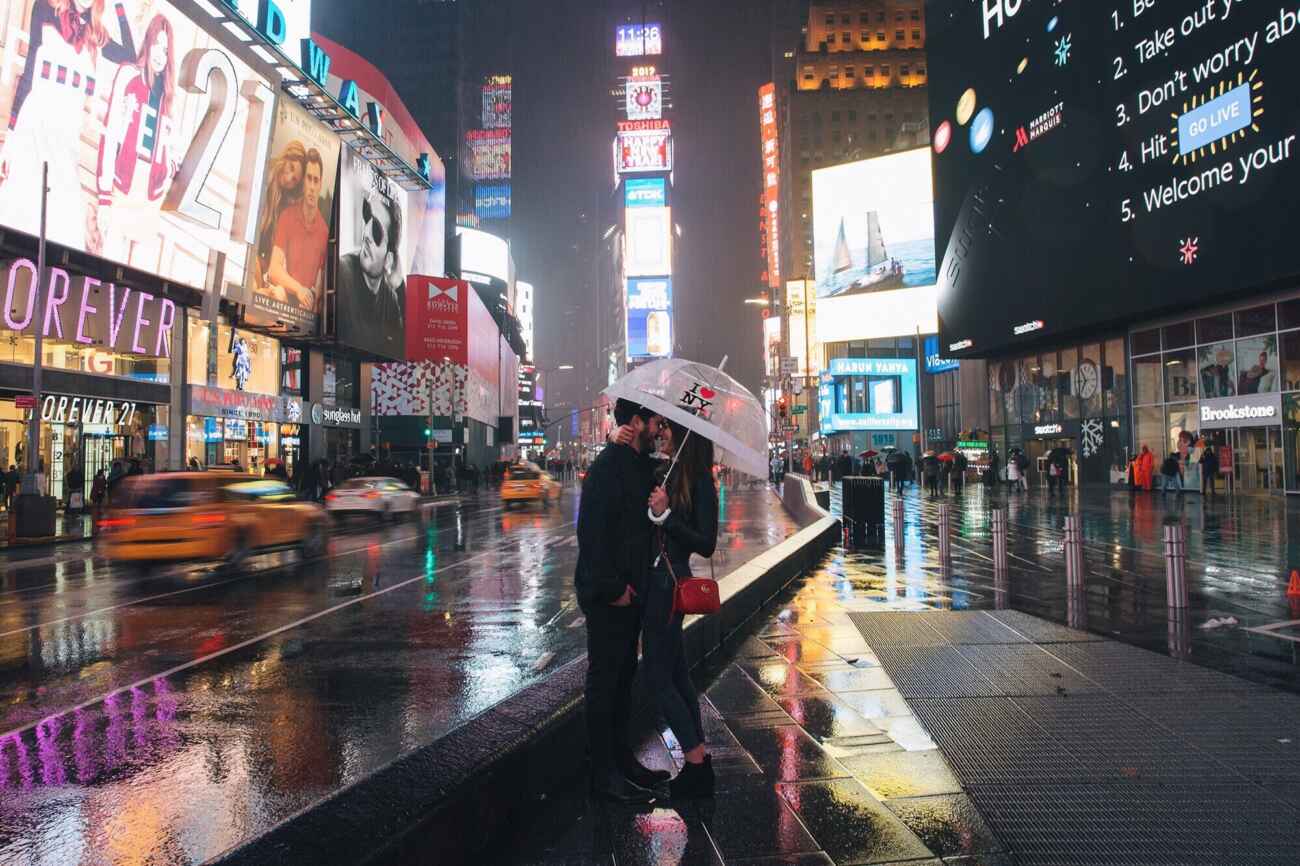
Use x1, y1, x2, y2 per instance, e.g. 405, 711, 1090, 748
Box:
812, 148, 936, 300
930, 2, 1300, 357
616, 122, 672, 174
627, 277, 672, 360
818, 358, 918, 433
616, 22, 662, 57
625, 207, 672, 277
0, 0, 275, 293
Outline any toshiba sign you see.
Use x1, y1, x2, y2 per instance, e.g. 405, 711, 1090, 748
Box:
1198, 394, 1282, 428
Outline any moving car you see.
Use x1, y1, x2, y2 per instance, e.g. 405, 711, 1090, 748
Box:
98, 473, 328, 570
500, 462, 561, 509
325, 477, 421, 521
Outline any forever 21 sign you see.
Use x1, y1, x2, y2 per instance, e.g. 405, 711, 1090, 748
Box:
40, 396, 137, 428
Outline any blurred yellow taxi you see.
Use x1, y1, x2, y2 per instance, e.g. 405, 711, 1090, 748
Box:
500, 462, 561, 509
98, 473, 328, 570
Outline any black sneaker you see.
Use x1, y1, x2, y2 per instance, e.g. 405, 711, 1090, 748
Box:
590, 772, 658, 805
669, 755, 714, 800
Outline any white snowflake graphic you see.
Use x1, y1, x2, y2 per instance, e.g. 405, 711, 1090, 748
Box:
1080, 418, 1104, 459
1054, 34, 1072, 67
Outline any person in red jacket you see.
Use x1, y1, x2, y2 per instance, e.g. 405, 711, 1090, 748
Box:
1135, 444, 1155, 491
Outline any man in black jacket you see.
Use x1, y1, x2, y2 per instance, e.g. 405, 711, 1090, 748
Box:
576, 398, 664, 803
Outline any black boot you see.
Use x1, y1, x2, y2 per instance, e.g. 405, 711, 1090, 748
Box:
669, 755, 714, 800
618, 753, 671, 787
590, 770, 658, 805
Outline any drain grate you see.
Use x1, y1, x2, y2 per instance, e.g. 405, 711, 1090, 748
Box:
908, 697, 1088, 785
914, 611, 1028, 645
847, 611, 947, 647
1042, 641, 1250, 694
985, 610, 1104, 643
954, 643, 1102, 696
965, 781, 1300, 865
872, 646, 1004, 698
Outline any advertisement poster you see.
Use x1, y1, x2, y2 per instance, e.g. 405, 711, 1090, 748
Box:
625, 74, 662, 120
812, 147, 936, 299
405, 276, 468, 364
0, 0, 274, 293
336, 145, 408, 360
466, 128, 511, 180
482, 76, 511, 129
625, 207, 672, 276
818, 358, 919, 433
627, 277, 672, 359
245, 100, 341, 334
406, 179, 447, 280
616, 128, 672, 174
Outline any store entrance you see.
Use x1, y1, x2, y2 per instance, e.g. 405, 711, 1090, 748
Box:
1025, 438, 1075, 487
1231, 426, 1282, 493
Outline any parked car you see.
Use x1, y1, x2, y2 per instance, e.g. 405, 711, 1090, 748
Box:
500, 462, 561, 509
325, 477, 420, 521
98, 473, 328, 571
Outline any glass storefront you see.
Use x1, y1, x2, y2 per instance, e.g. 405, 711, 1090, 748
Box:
185, 416, 279, 473
987, 338, 1129, 485
0, 396, 168, 505
1132, 297, 1300, 493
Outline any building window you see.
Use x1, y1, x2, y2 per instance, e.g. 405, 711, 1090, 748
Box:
881, 65, 891, 77
860, 13, 870, 24
831, 110, 840, 122
864, 66, 874, 77
841, 14, 851, 24
913, 29, 922, 41
901, 64, 910, 76
842, 32, 851, 44
827, 32, 836, 44
861, 30, 870, 41
825, 15, 834, 24
896, 12, 905, 22
917, 66, 927, 76
911, 9, 922, 20
845, 66, 855, 79
896, 29, 905, 41
877, 31, 885, 41
877, 12, 885, 23
848, 110, 857, 122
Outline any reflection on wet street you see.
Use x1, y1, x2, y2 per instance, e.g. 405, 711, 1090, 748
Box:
0, 482, 792, 866
826, 483, 1300, 692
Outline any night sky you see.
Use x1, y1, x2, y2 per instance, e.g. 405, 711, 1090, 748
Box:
504, 0, 772, 402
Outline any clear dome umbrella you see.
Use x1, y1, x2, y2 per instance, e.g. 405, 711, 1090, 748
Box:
603, 356, 769, 480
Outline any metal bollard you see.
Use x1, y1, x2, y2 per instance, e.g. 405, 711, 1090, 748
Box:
1063, 514, 1084, 592
1163, 521, 1188, 609
892, 499, 905, 551
937, 503, 952, 563
991, 508, 1008, 574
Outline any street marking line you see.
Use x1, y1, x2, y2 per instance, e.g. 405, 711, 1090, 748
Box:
542, 601, 573, 629
1243, 619, 1300, 644
531, 651, 556, 672
0, 524, 576, 742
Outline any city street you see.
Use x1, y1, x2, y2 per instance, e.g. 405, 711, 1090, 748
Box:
0, 481, 795, 865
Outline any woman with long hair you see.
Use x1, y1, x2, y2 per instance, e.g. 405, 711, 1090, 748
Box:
255, 139, 308, 279
96, 12, 177, 262
1, 0, 135, 250
646, 419, 718, 798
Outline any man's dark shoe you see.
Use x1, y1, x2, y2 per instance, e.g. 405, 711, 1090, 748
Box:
591, 772, 658, 805
669, 755, 714, 800
618, 754, 671, 787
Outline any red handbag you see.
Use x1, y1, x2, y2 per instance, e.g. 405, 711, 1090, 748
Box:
660, 531, 720, 616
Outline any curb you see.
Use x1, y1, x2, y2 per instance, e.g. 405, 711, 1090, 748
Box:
210, 489, 841, 866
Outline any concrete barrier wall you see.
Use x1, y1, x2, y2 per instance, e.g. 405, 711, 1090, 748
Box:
214, 486, 841, 866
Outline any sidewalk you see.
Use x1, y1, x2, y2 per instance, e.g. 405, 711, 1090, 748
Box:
489, 484, 1300, 865
0, 510, 93, 549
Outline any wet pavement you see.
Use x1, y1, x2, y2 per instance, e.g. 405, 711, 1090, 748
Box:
490, 482, 1300, 865
0, 481, 801, 865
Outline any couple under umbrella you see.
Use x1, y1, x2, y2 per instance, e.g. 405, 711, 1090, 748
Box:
576, 358, 767, 805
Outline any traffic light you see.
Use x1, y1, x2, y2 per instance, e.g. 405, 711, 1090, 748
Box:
778, 397, 788, 419
424, 427, 432, 437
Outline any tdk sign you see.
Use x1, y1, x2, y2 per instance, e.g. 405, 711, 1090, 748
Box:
625, 178, 667, 208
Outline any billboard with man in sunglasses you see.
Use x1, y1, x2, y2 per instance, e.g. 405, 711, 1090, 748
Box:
336, 144, 408, 360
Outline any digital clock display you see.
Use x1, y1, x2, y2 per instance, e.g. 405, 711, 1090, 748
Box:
929, 0, 1300, 356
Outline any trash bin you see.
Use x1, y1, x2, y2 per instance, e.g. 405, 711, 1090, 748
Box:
842, 476, 884, 541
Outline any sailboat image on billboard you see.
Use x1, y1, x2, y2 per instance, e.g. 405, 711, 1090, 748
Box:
827, 212, 905, 296
813, 147, 937, 300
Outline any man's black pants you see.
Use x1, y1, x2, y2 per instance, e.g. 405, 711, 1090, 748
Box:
584, 602, 641, 779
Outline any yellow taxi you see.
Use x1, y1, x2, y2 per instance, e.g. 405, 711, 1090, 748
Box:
500, 462, 561, 509
98, 472, 329, 570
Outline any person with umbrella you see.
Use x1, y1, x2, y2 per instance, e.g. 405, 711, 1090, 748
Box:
921, 450, 943, 497
576, 397, 664, 804
860, 450, 878, 478
951, 449, 969, 494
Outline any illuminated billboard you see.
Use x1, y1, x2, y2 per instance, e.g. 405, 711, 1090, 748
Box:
817, 286, 939, 344
759, 84, 781, 289
482, 76, 512, 129
457, 228, 510, 285
517, 281, 535, 362
616, 121, 673, 174
627, 277, 673, 360
625, 207, 672, 277
466, 128, 511, 180
0, 0, 277, 294
763, 315, 781, 378
812, 147, 936, 300
616, 22, 663, 57
819, 359, 919, 433
475, 185, 512, 220
786, 280, 822, 378
625, 178, 667, 209
626, 74, 663, 120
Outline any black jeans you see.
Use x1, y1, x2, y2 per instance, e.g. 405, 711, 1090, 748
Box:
583, 602, 641, 779
642, 563, 704, 753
